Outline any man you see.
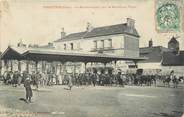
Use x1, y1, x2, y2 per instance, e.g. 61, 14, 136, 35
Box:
68, 74, 73, 90
99, 70, 105, 86
24, 75, 33, 103
172, 75, 179, 88
17, 71, 22, 86
47, 72, 53, 86
12, 71, 18, 87
91, 69, 98, 87
35, 71, 40, 90
117, 72, 123, 87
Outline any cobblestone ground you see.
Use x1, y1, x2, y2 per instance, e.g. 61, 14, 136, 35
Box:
0, 82, 184, 117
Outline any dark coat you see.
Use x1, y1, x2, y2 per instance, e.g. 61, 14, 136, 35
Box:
91, 73, 97, 81
24, 79, 32, 98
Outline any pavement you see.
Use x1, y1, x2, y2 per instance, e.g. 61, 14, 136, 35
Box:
0, 82, 184, 117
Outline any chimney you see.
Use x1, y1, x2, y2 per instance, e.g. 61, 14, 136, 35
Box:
149, 39, 153, 47
61, 27, 66, 39
127, 18, 135, 28
86, 22, 93, 32
17, 39, 26, 47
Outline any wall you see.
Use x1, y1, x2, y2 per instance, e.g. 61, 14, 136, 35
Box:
54, 39, 83, 51
54, 34, 126, 56
137, 62, 162, 69
87, 34, 124, 55
162, 66, 184, 75
124, 35, 139, 57
137, 62, 184, 76
54, 33, 140, 58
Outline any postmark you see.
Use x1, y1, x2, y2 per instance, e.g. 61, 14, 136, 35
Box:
155, 0, 183, 32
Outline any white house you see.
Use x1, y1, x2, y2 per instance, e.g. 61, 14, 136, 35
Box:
53, 18, 140, 58
52, 18, 140, 71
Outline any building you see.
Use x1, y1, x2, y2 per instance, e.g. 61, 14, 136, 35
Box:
54, 18, 140, 58
0, 18, 142, 74
168, 36, 179, 54
138, 39, 170, 69
53, 18, 140, 70
162, 51, 184, 75
138, 37, 184, 75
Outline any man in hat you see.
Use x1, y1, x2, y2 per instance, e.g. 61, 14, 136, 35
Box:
24, 75, 33, 103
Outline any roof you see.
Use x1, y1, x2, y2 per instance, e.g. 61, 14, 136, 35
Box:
84, 23, 139, 38
168, 36, 178, 44
181, 51, 184, 65
1, 46, 146, 63
54, 23, 140, 42
54, 31, 87, 42
0, 46, 27, 60
23, 48, 146, 62
140, 46, 169, 54
9, 46, 28, 54
38, 45, 55, 49
139, 46, 170, 63
162, 51, 184, 66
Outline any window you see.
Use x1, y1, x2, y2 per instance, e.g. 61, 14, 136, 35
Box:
101, 40, 104, 49
70, 43, 73, 50
77, 42, 80, 50
64, 44, 66, 50
108, 39, 112, 48
93, 41, 97, 49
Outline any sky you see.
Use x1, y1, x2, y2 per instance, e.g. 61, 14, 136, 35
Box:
0, 0, 184, 52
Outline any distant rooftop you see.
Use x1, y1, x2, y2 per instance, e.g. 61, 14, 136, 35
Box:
162, 51, 184, 66
55, 31, 87, 42
139, 46, 170, 63
168, 36, 179, 44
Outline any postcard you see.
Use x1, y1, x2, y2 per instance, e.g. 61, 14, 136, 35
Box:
0, 0, 184, 117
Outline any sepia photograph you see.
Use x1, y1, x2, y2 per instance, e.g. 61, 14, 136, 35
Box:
0, 0, 184, 117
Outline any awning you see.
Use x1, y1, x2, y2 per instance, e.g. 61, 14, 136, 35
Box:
0, 46, 26, 60
1, 46, 147, 63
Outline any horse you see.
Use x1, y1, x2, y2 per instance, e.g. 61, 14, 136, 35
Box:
163, 75, 171, 87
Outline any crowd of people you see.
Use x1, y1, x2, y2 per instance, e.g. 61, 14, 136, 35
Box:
0, 69, 183, 104
0, 69, 183, 89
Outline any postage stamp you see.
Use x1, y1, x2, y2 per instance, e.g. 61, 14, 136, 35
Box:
155, 0, 183, 32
